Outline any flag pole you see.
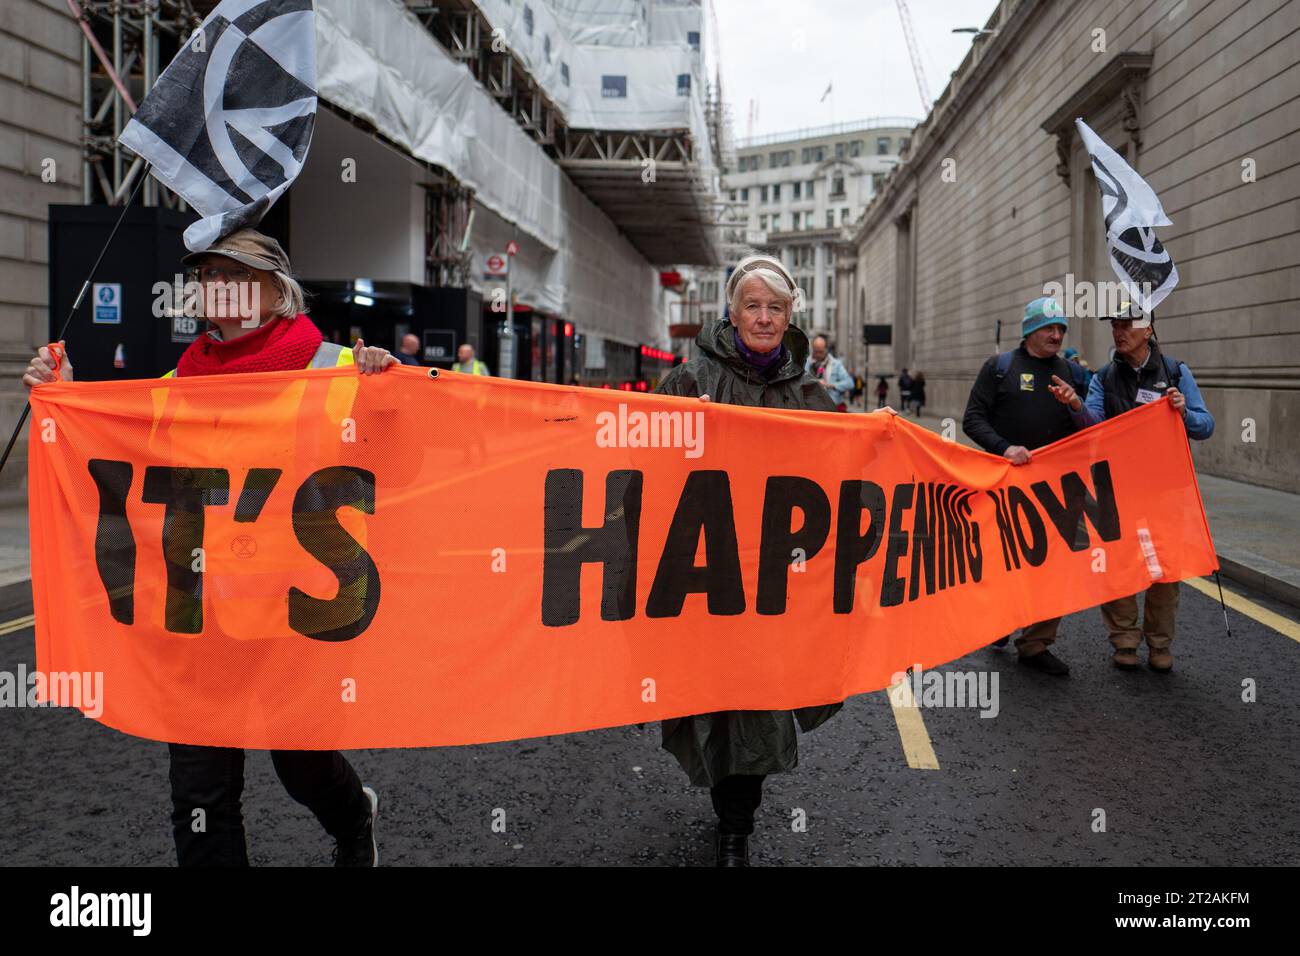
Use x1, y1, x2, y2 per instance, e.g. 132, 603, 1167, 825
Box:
0, 163, 151, 476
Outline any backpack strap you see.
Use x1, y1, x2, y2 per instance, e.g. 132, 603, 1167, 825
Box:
1161, 354, 1181, 389
1064, 357, 1088, 392
994, 350, 1015, 380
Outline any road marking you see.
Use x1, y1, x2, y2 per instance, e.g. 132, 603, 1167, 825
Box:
1185, 577, 1300, 645
886, 679, 940, 770
0, 613, 35, 637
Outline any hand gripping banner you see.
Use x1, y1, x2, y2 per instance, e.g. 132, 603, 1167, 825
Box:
27, 368, 1217, 749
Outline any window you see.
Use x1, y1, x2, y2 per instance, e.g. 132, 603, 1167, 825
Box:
687, 30, 700, 49
602, 75, 627, 98
831, 175, 845, 198
676, 73, 690, 96
835, 141, 846, 159
900, 136, 911, 153
760, 185, 768, 203
827, 274, 835, 298
877, 136, 891, 155
872, 172, 885, 192
793, 181, 801, 200
841, 207, 851, 224
769, 149, 792, 168
826, 210, 835, 228
729, 189, 736, 201
772, 183, 781, 201
759, 215, 767, 230
561, 62, 570, 85
850, 140, 863, 157
807, 180, 815, 198
771, 213, 782, 231
805, 211, 815, 229
741, 187, 749, 201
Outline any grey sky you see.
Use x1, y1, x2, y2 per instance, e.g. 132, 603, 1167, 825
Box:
712, 0, 1002, 141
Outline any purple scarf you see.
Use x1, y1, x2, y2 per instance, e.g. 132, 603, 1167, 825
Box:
734, 330, 786, 373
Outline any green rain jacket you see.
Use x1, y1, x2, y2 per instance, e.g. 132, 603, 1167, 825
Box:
653, 318, 844, 787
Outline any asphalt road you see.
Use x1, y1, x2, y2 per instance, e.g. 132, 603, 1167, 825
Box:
1, 579, 1297, 866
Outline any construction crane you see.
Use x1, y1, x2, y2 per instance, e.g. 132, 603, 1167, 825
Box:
894, 0, 932, 112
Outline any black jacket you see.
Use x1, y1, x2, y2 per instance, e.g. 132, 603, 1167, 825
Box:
962, 345, 1082, 454
657, 319, 838, 412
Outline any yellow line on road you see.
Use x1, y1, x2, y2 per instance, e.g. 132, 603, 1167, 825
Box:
1185, 577, 1300, 645
0, 613, 35, 637
886, 679, 940, 770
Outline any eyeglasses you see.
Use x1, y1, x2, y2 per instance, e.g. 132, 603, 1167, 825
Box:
187, 263, 256, 284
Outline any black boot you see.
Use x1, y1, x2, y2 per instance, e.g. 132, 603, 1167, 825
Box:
332, 785, 380, 867
1017, 649, 1070, 677
716, 833, 750, 867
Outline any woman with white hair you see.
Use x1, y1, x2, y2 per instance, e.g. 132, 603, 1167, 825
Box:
654, 253, 843, 866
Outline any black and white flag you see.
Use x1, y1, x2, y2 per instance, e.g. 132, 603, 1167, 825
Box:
1075, 118, 1179, 319
120, 0, 316, 252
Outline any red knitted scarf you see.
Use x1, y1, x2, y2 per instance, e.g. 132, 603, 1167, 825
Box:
175, 313, 324, 377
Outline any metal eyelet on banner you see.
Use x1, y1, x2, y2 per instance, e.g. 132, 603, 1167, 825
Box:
428, 368, 439, 379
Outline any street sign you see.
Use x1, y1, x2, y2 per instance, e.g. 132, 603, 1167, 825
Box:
171, 315, 200, 343
486, 254, 507, 276
506, 240, 519, 256
92, 283, 121, 324
423, 328, 455, 362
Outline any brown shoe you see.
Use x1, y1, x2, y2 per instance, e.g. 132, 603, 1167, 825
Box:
1112, 648, 1139, 670
1147, 647, 1173, 673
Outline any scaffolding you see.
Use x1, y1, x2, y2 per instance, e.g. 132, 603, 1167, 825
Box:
412, 0, 724, 266
73, 0, 209, 208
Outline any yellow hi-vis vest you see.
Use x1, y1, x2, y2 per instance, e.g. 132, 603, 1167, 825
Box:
162, 342, 354, 378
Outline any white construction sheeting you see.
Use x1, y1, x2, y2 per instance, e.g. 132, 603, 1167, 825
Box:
317, 0, 563, 252
475, 0, 708, 139
314, 0, 664, 347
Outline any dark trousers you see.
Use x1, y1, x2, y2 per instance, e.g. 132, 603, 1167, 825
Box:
168, 743, 367, 866
710, 774, 766, 835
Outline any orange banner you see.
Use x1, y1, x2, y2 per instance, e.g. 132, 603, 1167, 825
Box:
27, 367, 1217, 749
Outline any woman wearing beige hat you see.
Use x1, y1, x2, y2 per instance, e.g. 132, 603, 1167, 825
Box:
23, 228, 395, 866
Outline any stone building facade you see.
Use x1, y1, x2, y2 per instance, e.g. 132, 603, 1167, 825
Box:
0, 0, 81, 492
843, 0, 1300, 492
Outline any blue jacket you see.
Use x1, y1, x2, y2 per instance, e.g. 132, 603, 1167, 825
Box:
806, 353, 854, 406
1080, 355, 1214, 440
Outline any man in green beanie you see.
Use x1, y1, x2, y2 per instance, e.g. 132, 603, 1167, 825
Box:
961, 295, 1092, 676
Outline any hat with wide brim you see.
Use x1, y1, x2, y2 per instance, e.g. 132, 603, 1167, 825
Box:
181, 228, 290, 273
